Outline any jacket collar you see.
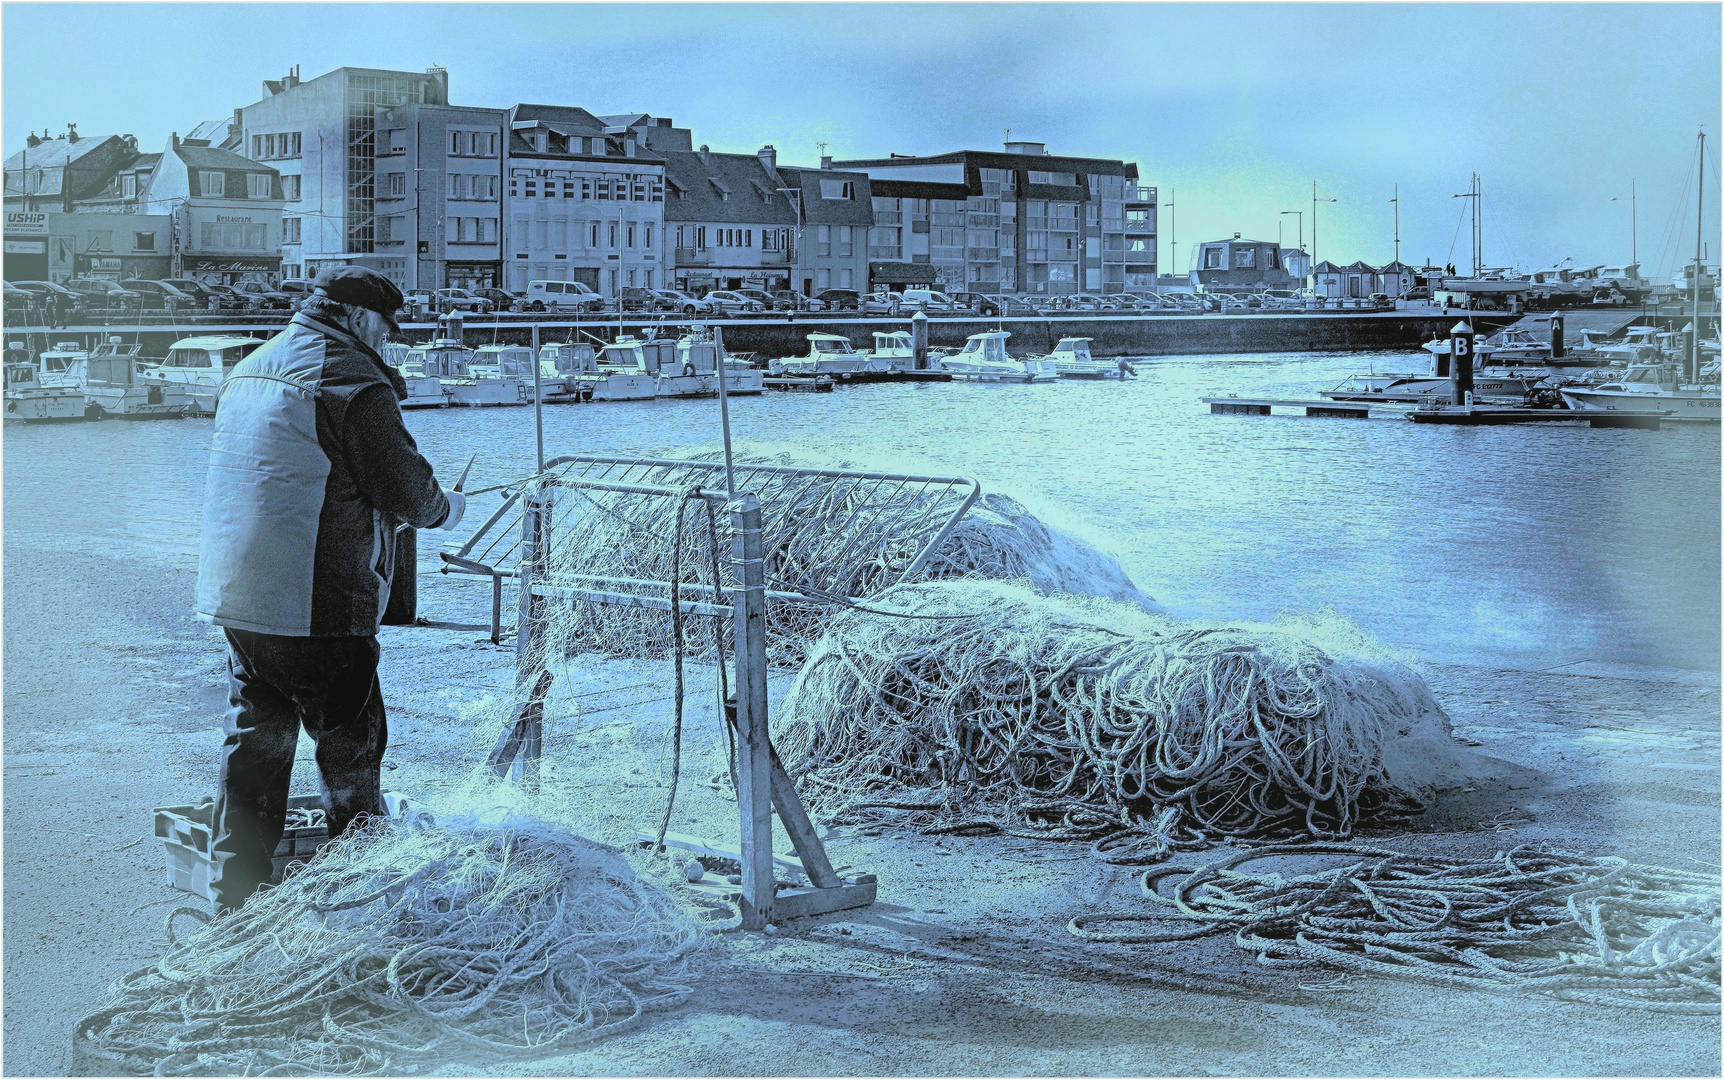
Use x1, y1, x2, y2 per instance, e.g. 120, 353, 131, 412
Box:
291, 309, 409, 401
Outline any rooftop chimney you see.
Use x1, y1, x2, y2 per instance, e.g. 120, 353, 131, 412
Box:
757, 144, 776, 172
283, 65, 300, 89
698, 144, 711, 168
171, 132, 180, 148
25, 132, 40, 149
66, 123, 79, 144
820, 154, 833, 170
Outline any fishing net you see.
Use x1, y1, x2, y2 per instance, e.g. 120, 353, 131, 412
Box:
1071, 843, 1723, 1013
772, 580, 1441, 846
531, 450, 1157, 670
78, 809, 716, 1076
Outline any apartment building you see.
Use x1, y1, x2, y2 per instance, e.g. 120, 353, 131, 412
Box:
372, 103, 507, 292
834, 141, 1153, 296
659, 143, 798, 294
774, 156, 873, 295
237, 65, 450, 279
500, 106, 668, 297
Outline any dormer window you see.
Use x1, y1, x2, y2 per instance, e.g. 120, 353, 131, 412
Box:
199, 171, 225, 197
708, 177, 730, 200
121, 174, 136, 199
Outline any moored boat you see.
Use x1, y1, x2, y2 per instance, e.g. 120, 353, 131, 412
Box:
774, 333, 867, 376
3, 343, 85, 422
142, 334, 268, 415
1035, 336, 1133, 379
382, 342, 450, 408
941, 331, 1057, 383
1558, 362, 1722, 421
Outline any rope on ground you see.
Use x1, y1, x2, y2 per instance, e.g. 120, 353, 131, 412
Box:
1069, 842, 1722, 1013
79, 812, 716, 1076
775, 580, 1438, 843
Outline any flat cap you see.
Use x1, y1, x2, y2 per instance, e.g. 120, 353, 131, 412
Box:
312, 266, 404, 329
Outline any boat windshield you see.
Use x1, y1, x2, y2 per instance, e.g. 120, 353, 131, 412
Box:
812, 338, 855, 354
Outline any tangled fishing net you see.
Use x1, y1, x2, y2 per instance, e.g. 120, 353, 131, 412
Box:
79, 810, 715, 1076
532, 450, 1157, 669
1071, 843, 1722, 1013
773, 580, 1441, 849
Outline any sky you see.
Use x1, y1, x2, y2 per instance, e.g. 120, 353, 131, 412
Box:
4, 2, 1719, 278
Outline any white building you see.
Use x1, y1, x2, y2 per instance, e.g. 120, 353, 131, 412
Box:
140, 134, 284, 284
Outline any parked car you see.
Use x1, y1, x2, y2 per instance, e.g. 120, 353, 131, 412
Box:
944, 292, 1001, 316
738, 288, 792, 312
158, 278, 234, 312
704, 290, 766, 316
977, 294, 1039, 317
230, 280, 294, 310
615, 286, 665, 312
653, 289, 716, 316
435, 287, 494, 314
65, 278, 143, 310
525, 279, 604, 313
897, 289, 958, 314
119, 280, 195, 312
276, 278, 316, 306
812, 289, 861, 311
859, 291, 902, 316
4, 281, 33, 317
468, 287, 519, 313
770, 289, 812, 311
11, 280, 84, 318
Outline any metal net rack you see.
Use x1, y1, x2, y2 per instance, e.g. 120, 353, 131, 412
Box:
441, 452, 982, 928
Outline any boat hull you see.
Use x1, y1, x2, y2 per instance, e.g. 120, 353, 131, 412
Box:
582, 373, 657, 402
86, 384, 193, 419
1558, 387, 1722, 421
5, 389, 87, 422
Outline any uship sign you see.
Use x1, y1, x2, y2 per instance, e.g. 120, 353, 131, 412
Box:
5, 211, 48, 235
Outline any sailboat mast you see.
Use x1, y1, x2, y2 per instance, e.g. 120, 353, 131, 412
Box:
1694, 129, 1705, 382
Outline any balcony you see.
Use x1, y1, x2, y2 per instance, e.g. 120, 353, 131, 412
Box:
868, 245, 902, 260
966, 247, 1000, 263
873, 211, 902, 225
1124, 215, 1156, 234
1126, 186, 1157, 204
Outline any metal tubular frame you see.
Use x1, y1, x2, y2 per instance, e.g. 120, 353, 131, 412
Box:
465, 455, 980, 927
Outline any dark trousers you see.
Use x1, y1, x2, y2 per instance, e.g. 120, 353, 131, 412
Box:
210, 629, 388, 909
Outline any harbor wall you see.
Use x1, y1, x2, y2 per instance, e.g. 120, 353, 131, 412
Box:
15, 311, 1523, 360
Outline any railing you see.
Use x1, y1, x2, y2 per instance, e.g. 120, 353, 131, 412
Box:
873, 210, 902, 225
966, 247, 1000, 262
867, 245, 902, 260
1127, 186, 1157, 203
930, 213, 966, 227
1124, 216, 1155, 233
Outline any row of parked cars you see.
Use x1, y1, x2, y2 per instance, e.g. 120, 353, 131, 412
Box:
3, 276, 314, 317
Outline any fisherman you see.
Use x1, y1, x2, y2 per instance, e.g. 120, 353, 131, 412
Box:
195, 266, 466, 912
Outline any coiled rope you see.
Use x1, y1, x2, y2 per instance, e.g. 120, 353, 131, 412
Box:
1070, 843, 1722, 1013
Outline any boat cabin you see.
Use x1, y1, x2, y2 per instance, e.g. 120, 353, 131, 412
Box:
404, 342, 476, 379
871, 331, 913, 357
806, 333, 857, 358
677, 335, 720, 375
84, 342, 145, 387
1051, 337, 1094, 363
540, 342, 597, 375
39, 341, 88, 381
4, 345, 36, 390
470, 345, 536, 379
597, 340, 648, 371
1615, 364, 1679, 391
953, 331, 1012, 363
160, 335, 267, 374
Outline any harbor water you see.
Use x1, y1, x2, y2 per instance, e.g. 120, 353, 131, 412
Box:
5, 348, 1718, 673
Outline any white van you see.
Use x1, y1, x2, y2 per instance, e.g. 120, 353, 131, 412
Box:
525, 280, 605, 313
899, 289, 956, 313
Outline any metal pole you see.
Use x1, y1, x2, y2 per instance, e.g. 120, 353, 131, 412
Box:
1693, 131, 1705, 383
712, 325, 737, 498
730, 493, 772, 929
531, 321, 543, 471
512, 489, 547, 791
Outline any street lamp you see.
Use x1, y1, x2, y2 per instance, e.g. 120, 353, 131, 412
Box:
1311, 182, 1335, 268
1611, 180, 1636, 265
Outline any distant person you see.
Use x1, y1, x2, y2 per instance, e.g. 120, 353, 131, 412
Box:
195, 265, 466, 913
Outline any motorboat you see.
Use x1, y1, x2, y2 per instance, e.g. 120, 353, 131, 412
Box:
863, 330, 947, 373
468, 345, 539, 404
941, 331, 1057, 383
576, 337, 658, 402
383, 342, 450, 408
66, 339, 192, 418
535, 342, 597, 403
1035, 337, 1133, 379
1558, 363, 1721, 421
674, 327, 763, 396
774, 333, 867, 376
1323, 365, 1536, 405
142, 334, 269, 415
1563, 326, 1666, 365
402, 340, 523, 407
3, 343, 85, 422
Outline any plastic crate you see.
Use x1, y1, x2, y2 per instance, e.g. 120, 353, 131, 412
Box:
153, 794, 334, 901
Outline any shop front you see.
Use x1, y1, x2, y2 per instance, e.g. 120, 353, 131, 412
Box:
445, 262, 500, 291
4, 211, 49, 281
181, 254, 280, 286
868, 260, 938, 294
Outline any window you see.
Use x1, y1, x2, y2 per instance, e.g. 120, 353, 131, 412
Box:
839, 268, 852, 289
626, 223, 635, 249
481, 175, 497, 200
1204, 247, 1222, 269
817, 268, 831, 291
246, 173, 272, 200
838, 226, 852, 256
590, 222, 600, 248
133, 231, 155, 251
284, 217, 301, 244
633, 178, 646, 201
744, 229, 752, 247
819, 179, 854, 200
89, 229, 113, 252
121, 174, 136, 200
596, 179, 610, 200
644, 223, 653, 249
818, 225, 831, 256
245, 224, 266, 249
563, 181, 575, 199
1233, 247, 1255, 269
282, 175, 301, 201
450, 131, 462, 155
387, 173, 406, 198
199, 171, 225, 197
696, 226, 707, 249
608, 222, 617, 248
253, 135, 263, 158
525, 178, 538, 198
509, 176, 519, 198
581, 179, 592, 200
288, 132, 300, 156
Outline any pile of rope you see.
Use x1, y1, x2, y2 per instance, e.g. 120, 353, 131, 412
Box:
773, 580, 1439, 841
1071, 843, 1722, 1013
79, 811, 713, 1075
536, 451, 1156, 669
